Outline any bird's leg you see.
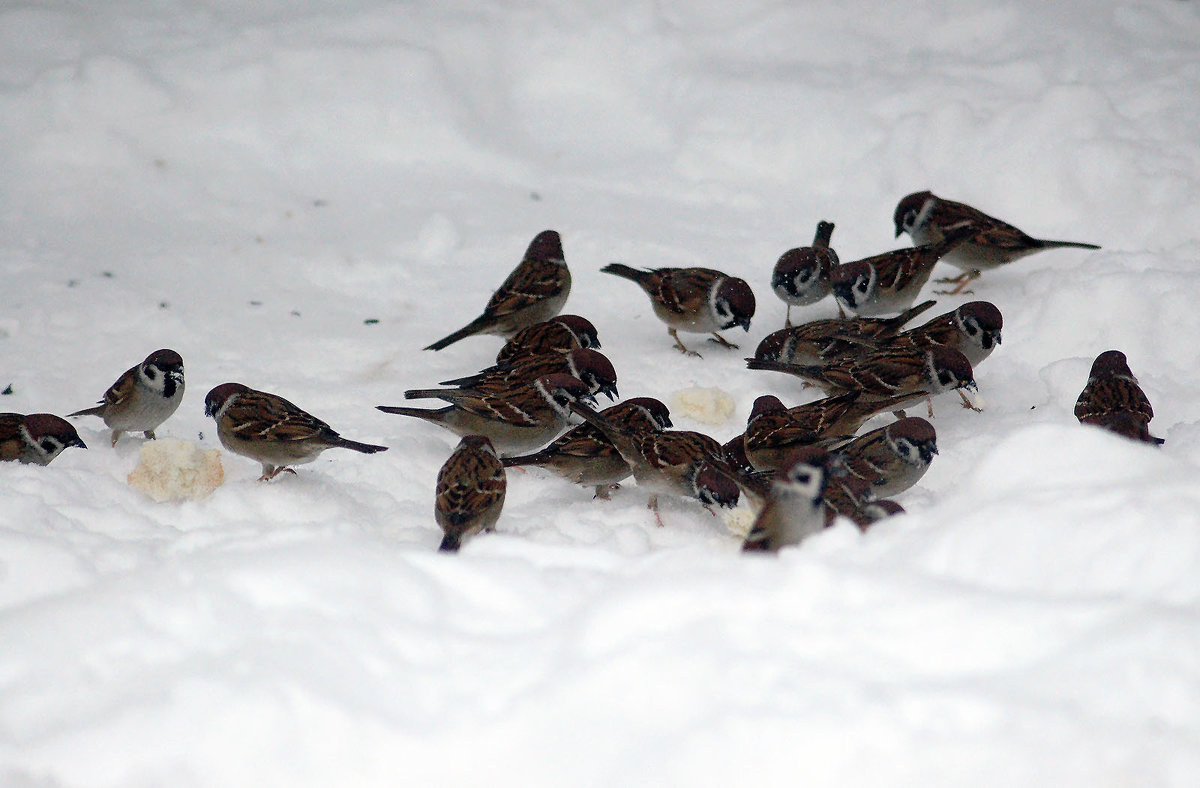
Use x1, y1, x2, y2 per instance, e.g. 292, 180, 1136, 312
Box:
934, 270, 978, 295
925, 398, 936, 419
707, 332, 739, 350
958, 390, 983, 412
258, 465, 297, 482
784, 305, 793, 329
110, 430, 121, 447
648, 494, 666, 527
669, 329, 701, 357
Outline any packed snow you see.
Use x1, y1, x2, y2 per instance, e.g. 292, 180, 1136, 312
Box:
3, 1, 1200, 785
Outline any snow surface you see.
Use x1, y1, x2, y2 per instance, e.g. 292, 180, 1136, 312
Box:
3, 1, 1200, 785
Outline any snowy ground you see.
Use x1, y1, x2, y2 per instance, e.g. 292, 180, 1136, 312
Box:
3, 1, 1200, 785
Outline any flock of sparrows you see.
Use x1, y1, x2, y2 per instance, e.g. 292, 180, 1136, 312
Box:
4, 191, 1163, 554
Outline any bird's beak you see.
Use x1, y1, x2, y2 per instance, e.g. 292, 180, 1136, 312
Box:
600, 384, 618, 401
73, 437, 87, 450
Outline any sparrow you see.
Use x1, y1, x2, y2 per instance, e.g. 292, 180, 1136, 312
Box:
570, 400, 740, 523
435, 435, 507, 552
741, 446, 839, 553
417, 348, 618, 403
742, 390, 914, 473
883, 301, 1003, 368
0, 413, 87, 465
893, 191, 1101, 294
771, 220, 838, 327
1074, 350, 1164, 445
749, 300, 937, 367
745, 345, 979, 417
830, 227, 975, 317
495, 314, 600, 365
600, 263, 756, 355
425, 230, 571, 351
378, 373, 596, 455
68, 349, 185, 446
822, 475, 905, 530
502, 397, 672, 498
204, 383, 388, 481
833, 416, 937, 500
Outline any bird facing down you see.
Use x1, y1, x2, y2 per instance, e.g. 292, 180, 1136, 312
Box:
425, 230, 571, 351
495, 314, 601, 365
771, 220, 838, 327
833, 416, 938, 500
501, 397, 672, 498
742, 446, 839, 553
68, 348, 185, 446
205, 383, 388, 481
600, 263, 756, 356
893, 190, 1101, 293
750, 300, 937, 367
569, 399, 740, 523
1074, 350, 1164, 445
436, 435, 507, 552
0, 413, 87, 465
745, 344, 979, 417
378, 373, 597, 456
417, 348, 618, 404
830, 227, 974, 317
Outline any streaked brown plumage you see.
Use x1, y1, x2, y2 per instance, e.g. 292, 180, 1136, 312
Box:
435, 435, 507, 552
1074, 350, 1163, 445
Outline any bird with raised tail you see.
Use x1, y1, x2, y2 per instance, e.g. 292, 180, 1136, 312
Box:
771, 220, 838, 327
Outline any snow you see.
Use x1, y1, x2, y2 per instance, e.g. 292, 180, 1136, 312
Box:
3, 0, 1200, 785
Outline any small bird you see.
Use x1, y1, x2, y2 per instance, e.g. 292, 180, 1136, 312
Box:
746, 345, 979, 417
600, 263, 756, 355
570, 400, 740, 523
1074, 350, 1164, 445
0, 413, 87, 465
417, 348, 618, 403
822, 475, 905, 530
495, 314, 600, 365
204, 383, 388, 481
893, 190, 1101, 294
830, 227, 974, 317
68, 349, 185, 446
750, 300, 937, 367
742, 391, 914, 473
379, 373, 596, 455
435, 435, 507, 552
884, 301, 1003, 368
771, 220, 838, 327
425, 230, 571, 351
503, 397, 672, 498
833, 416, 938, 499
742, 447, 839, 552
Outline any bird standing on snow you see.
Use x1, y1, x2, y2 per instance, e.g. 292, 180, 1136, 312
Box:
68, 348, 185, 446
893, 190, 1100, 294
600, 263, 755, 356
425, 230, 571, 351
742, 447, 839, 553
1074, 350, 1164, 445
204, 383, 388, 481
771, 220, 838, 328
435, 435, 507, 552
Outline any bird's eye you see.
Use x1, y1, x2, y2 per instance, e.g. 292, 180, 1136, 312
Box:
796, 271, 811, 284
145, 367, 157, 380
855, 277, 870, 295
40, 439, 58, 453
939, 371, 953, 386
